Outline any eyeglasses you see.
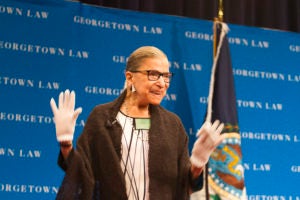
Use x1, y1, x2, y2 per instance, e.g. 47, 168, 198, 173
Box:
130, 70, 173, 83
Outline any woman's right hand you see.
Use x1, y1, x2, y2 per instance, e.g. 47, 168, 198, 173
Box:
50, 89, 82, 143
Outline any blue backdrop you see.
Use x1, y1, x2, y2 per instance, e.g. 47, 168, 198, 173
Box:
1, 0, 300, 199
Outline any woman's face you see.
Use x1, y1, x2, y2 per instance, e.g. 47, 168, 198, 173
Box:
129, 57, 171, 106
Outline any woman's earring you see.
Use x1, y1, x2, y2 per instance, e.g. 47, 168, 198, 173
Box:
131, 84, 136, 92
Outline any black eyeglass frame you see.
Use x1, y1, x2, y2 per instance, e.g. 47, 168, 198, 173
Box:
130, 70, 174, 83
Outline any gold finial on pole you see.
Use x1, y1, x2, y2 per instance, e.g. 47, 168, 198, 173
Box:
213, 0, 224, 56
218, 0, 224, 22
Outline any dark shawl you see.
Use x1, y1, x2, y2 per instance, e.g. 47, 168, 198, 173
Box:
56, 91, 196, 200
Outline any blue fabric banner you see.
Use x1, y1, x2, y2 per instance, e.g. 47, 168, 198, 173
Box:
1, 0, 300, 199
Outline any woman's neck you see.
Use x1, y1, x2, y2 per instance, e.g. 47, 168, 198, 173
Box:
122, 98, 150, 118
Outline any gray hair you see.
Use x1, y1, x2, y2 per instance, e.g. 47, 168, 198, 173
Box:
126, 46, 169, 71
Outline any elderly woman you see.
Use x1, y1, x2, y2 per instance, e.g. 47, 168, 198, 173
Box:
50, 46, 224, 200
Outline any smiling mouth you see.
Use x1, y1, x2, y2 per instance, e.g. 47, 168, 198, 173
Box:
151, 92, 165, 100
151, 91, 163, 96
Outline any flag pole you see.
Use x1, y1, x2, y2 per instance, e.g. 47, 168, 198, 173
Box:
207, 0, 226, 123
205, 1, 225, 199
213, 0, 224, 56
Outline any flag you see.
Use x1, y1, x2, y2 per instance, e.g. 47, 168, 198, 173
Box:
205, 21, 246, 200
